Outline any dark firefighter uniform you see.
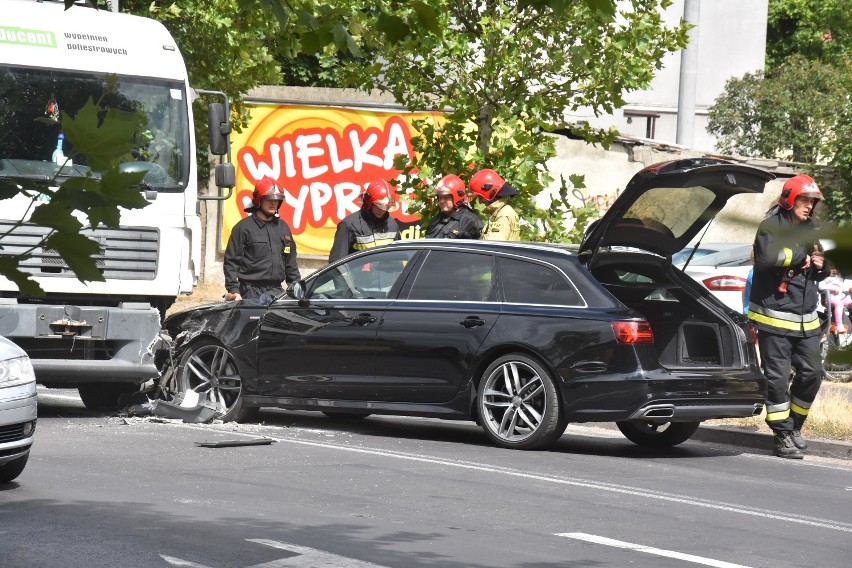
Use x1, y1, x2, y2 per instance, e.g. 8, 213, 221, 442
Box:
223, 213, 300, 300
425, 205, 483, 239
328, 208, 400, 263
748, 210, 828, 435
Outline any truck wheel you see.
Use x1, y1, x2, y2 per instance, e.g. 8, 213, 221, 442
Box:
616, 420, 700, 447
477, 353, 566, 450
176, 338, 258, 423
78, 383, 139, 411
0, 454, 29, 483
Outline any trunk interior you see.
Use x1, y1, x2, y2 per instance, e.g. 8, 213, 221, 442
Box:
589, 255, 743, 370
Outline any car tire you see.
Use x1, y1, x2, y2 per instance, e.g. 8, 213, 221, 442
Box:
321, 411, 372, 420
616, 420, 700, 447
78, 382, 139, 411
477, 353, 566, 450
176, 338, 258, 423
0, 454, 28, 483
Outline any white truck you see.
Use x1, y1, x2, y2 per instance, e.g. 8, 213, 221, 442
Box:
0, 0, 233, 409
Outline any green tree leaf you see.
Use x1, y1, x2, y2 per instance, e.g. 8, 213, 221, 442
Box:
61, 98, 145, 171
43, 232, 105, 284
0, 257, 42, 296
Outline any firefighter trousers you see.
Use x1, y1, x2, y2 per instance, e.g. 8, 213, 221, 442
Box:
757, 331, 822, 434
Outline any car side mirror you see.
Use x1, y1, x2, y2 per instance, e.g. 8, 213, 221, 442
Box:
287, 280, 307, 304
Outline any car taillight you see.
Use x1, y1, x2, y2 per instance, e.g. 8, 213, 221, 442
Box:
747, 322, 757, 345
612, 320, 654, 344
702, 275, 747, 291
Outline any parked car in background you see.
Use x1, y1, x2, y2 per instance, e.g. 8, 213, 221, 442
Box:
0, 336, 37, 483
672, 242, 748, 267
155, 158, 773, 451
676, 245, 753, 313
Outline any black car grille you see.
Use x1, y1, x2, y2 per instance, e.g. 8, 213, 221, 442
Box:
0, 422, 28, 444
0, 222, 159, 280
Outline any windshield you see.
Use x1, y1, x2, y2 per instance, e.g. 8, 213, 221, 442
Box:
0, 66, 189, 190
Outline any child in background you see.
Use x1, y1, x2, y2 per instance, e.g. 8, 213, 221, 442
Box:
819, 264, 852, 333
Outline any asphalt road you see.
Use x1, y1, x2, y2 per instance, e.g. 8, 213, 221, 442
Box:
1, 389, 851, 568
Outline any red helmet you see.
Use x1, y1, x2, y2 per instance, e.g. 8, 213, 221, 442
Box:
363, 178, 395, 211
434, 174, 467, 206
469, 169, 505, 202
251, 176, 285, 210
778, 174, 822, 212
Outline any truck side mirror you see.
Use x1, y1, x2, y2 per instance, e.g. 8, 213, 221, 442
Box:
215, 163, 235, 188
207, 102, 231, 156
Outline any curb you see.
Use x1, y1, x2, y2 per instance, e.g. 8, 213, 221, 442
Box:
694, 425, 852, 461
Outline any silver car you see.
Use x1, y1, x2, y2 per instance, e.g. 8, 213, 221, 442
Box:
0, 336, 37, 483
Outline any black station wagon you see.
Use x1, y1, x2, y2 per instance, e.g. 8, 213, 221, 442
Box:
156, 158, 773, 450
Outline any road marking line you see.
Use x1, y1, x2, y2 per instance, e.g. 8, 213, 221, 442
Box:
249, 539, 391, 567
556, 533, 752, 568
175, 423, 852, 534
160, 556, 211, 568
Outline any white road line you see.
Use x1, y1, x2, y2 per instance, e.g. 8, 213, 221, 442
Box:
557, 533, 752, 568
249, 539, 391, 567
175, 423, 852, 534
160, 556, 211, 568
161, 540, 390, 568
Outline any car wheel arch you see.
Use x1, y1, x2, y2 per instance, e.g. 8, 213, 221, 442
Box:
468, 346, 564, 418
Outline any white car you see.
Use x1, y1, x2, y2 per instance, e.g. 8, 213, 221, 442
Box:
677, 245, 753, 313
0, 336, 37, 483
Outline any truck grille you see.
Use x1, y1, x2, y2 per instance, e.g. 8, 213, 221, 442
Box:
0, 222, 159, 280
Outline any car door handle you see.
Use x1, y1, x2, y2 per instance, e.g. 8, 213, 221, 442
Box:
352, 313, 378, 326
460, 316, 486, 328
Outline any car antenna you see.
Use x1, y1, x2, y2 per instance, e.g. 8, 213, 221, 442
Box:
681, 220, 714, 270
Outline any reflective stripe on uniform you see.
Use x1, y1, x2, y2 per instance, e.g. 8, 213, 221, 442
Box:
766, 399, 791, 423
352, 232, 397, 251
778, 247, 793, 267
748, 304, 821, 332
766, 401, 790, 414
791, 395, 813, 416
766, 408, 791, 422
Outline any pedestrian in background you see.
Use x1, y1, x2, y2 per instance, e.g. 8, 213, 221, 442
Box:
329, 178, 400, 263
425, 174, 483, 239
223, 176, 300, 302
747, 174, 828, 459
469, 168, 520, 241
819, 264, 852, 334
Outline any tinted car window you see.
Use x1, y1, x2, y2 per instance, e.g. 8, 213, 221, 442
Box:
312, 249, 416, 299
408, 250, 495, 302
498, 257, 583, 306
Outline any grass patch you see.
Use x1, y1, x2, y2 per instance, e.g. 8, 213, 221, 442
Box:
707, 382, 852, 442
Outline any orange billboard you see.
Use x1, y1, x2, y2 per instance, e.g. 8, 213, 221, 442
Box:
223, 103, 440, 258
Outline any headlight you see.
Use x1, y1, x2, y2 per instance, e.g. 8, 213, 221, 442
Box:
0, 356, 36, 387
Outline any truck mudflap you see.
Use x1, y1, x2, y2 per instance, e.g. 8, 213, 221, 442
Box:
0, 302, 162, 384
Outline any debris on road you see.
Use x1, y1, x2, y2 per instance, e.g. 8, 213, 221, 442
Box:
195, 438, 276, 448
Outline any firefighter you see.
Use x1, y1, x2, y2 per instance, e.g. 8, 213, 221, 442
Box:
748, 174, 828, 458
223, 177, 300, 302
329, 178, 401, 263
469, 168, 520, 241
425, 174, 483, 239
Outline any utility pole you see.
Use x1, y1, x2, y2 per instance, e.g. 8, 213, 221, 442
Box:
676, 0, 700, 147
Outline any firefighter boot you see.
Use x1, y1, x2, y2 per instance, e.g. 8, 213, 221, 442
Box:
773, 432, 804, 459
790, 429, 808, 450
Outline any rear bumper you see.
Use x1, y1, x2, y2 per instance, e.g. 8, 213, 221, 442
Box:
562, 368, 767, 423
628, 400, 764, 422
